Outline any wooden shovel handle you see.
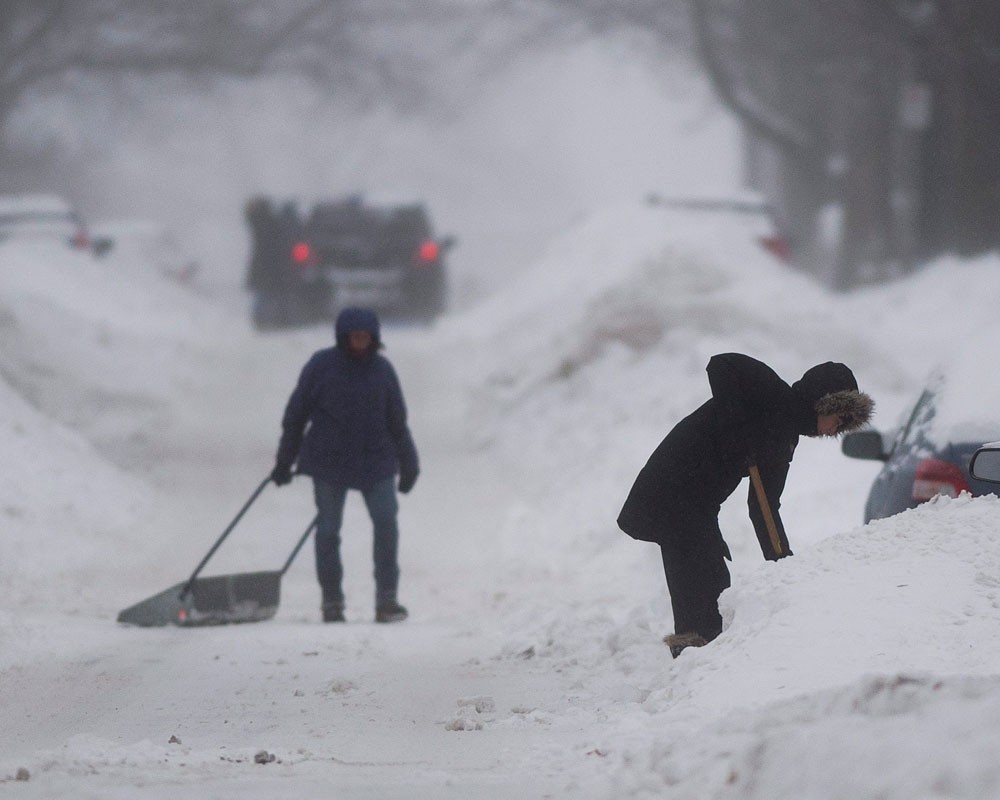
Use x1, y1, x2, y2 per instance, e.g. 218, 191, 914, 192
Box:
748, 463, 783, 558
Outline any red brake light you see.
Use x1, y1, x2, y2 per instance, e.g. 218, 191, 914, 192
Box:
912, 458, 970, 502
72, 229, 91, 250
291, 241, 311, 264
758, 235, 791, 263
416, 240, 439, 264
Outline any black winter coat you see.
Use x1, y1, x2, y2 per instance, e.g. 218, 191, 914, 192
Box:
617, 353, 819, 560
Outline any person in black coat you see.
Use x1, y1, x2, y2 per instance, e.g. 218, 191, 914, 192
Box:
245, 196, 289, 293
272, 307, 419, 624
245, 196, 295, 328
617, 353, 874, 657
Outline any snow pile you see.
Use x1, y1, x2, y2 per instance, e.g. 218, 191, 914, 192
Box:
0, 244, 159, 616
0, 239, 243, 463
0, 238, 290, 617
842, 252, 1000, 446
603, 494, 1000, 798
0, 365, 149, 611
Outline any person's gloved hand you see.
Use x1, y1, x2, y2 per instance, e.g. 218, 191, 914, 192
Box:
397, 467, 418, 494
271, 462, 293, 486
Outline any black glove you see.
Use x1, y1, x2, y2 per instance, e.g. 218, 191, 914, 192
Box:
397, 467, 418, 494
271, 462, 293, 486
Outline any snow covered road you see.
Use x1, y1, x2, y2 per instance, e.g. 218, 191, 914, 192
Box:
2, 616, 592, 798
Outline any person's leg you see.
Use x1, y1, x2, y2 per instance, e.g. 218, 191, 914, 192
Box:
661, 540, 709, 637
682, 534, 731, 641
313, 479, 348, 617
361, 476, 403, 615
660, 514, 731, 645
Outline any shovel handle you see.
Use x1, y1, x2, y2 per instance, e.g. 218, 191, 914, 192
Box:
748, 463, 784, 558
180, 474, 272, 599
281, 516, 318, 576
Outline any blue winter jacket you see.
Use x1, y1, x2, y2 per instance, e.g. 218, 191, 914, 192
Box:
275, 313, 418, 490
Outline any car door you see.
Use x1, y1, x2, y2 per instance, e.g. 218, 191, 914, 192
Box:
865, 387, 938, 521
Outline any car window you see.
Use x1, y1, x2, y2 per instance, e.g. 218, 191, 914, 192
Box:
891, 387, 937, 456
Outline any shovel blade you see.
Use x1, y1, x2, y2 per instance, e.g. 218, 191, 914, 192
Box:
117, 571, 282, 627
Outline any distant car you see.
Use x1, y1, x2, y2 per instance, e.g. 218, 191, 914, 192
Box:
90, 219, 199, 283
970, 442, 1000, 484
299, 197, 453, 320
842, 370, 1000, 522
247, 195, 454, 330
645, 192, 792, 263
0, 194, 112, 257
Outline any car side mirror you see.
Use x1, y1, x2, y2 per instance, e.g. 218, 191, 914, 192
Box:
970, 445, 1000, 483
841, 429, 887, 461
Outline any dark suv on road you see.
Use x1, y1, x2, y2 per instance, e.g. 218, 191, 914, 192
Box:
247, 195, 453, 330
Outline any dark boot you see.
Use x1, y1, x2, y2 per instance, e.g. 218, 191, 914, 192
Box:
322, 603, 345, 623
375, 600, 408, 623
664, 631, 708, 659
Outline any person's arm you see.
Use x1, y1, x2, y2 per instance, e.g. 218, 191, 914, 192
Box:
708, 353, 791, 459
273, 354, 320, 479
386, 365, 419, 493
747, 457, 793, 560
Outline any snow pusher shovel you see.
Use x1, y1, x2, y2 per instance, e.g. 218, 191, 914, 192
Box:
117, 476, 317, 627
748, 464, 784, 557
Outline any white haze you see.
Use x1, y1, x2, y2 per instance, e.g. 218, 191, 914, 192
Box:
5, 37, 1000, 800
41, 37, 735, 305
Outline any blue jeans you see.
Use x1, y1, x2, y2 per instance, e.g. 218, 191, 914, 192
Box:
313, 477, 400, 609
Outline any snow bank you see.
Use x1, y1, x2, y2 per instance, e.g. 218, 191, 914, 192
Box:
602, 494, 1000, 798
0, 372, 149, 604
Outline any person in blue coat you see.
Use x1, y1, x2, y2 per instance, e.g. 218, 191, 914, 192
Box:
271, 307, 419, 623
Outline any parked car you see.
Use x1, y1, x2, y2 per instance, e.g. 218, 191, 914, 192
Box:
842, 369, 1000, 522
247, 195, 454, 330
0, 194, 112, 256
645, 191, 792, 263
970, 442, 1000, 484
90, 219, 200, 284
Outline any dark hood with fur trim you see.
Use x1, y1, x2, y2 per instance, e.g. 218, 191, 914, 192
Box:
792, 362, 874, 433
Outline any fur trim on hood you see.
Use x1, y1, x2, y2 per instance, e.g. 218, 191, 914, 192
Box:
792, 361, 874, 433
815, 389, 875, 433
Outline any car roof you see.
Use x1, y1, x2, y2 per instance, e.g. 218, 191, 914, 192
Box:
0, 194, 75, 216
